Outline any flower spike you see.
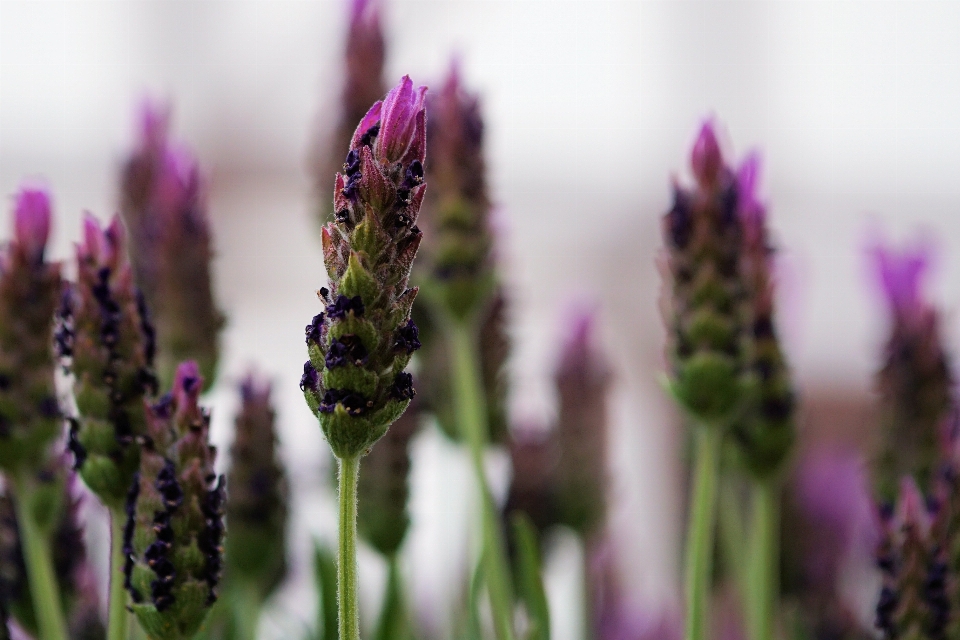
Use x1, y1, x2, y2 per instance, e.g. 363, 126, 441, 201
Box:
304, 75, 427, 458
0, 187, 62, 474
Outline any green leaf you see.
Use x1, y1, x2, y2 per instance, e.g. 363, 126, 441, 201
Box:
313, 540, 338, 640
374, 556, 408, 640
511, 514, 550, 640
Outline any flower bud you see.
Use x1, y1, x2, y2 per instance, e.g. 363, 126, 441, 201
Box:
225, 373, 288, 598
59, 214, 157, 509
124, 361, 225, 640
660, 121, 747, 425
304, 76, 427, 459
120, 100, 225, 389
0, 187, 62, 474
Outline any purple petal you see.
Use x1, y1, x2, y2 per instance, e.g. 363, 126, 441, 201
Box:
736, 152, 765, 233
14, 187, 52, 262
377, 76, 428, 163
870, 238, 931, 321
691, 120, 722, 185
173, 360, 203, 409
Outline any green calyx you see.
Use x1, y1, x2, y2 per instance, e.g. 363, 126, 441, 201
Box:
670, 351, 745, 425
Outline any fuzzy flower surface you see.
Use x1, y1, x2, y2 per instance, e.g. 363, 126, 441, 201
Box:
660, 122, 747, 424
303, 75, 426, 459
58, 214, 158, 509
871, 239, 953, 499
120, 100, 225, 388
729, 153, 795, 478
0, 188, 62, 474
225, 373, 288, 598
316, 0, 387, 221
123, 361, 225, 640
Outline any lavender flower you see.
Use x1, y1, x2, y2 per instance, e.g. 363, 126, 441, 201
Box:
316, 0, 387, 222
660, 122, 747, 424
504, 425, 559, 537
119, 100, 225, 388
357, 396, 419, 556
225, 373, 288, 598
871, 239, 953, 498
0, 188, 62, 474
58, 214, 157, 509
729, 154, 795, 478
123, 361, 225, 639
303, 75, 426, 458
554, 311, 612, 538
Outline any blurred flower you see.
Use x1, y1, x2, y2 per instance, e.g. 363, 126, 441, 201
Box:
504, 424, 558, 538
58, 214, 157, 509
119, 99, 225, 388
357, 395, 419, 556
124, 361, 225, 640
660, 120, 747, 424
871, 237, 953, 499
0, 187, 62, 475
225, 373, 289, 599
303, 75, 426, 459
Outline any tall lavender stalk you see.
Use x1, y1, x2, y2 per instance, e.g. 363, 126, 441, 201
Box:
0, 187, 68, 640
660, 123, 748, 640
302, 75, 426, 640
119, 101, 225, 388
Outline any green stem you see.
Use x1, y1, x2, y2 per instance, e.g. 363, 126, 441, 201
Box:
747, 479, 779, 640
107, 511, 128, 640
338, 455, 362, 640
717, 475, 747, 599
12, 474, 68, 640
450, 321, 515, 640
684, 426, 722, 640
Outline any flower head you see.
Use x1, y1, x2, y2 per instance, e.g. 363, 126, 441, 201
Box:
124, 361, 225, 639
59, 214, 157, 508
305, 76, 427, 458
225, 373, 289, 598
0, 186, 63, 474
120, 100, 224, 389
872, 240, 931, 328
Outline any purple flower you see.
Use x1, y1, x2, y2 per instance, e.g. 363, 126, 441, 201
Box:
691, 120, 723, 186
871, 239, 931, 326
375, 75, 427, 165
736, 152, 765, 239
13, 188, 52, 264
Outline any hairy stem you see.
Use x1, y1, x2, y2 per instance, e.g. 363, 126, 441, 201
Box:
747, 479, 779, 640
234, 582, 262, 640
12, 474, 68, 640
338, 454, 362, 640
684, 426, 722, 640
107, 511, 129, 640
451, 321, 515, 640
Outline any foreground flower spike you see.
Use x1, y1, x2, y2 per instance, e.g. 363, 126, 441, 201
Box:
124, 361, 225, 640
304, 74, 426, 458
875, 478, 948, 638
317, 0, 387, 221
357, 396, 419, 556
120, 100, 225, 388
420, 60, 495, 320
0, 187, 62, 474
59, 214, 158, 508
554, 311, 612, 539
225, 374, 288, 601
730, 154, 795, 478
872, 240, 953, 499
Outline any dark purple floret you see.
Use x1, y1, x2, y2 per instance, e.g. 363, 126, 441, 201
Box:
38, 396, 60, 419
325, 335, 369, 369
151, 394, 175, 420
925, 559, 949, 637
319, 388, 368, 416
667, 188, 693, 250
300, 361, 319, 392
155, 460, 184, 510
719, 184, 739, 229
343, 150, 361, 176
359, 121, 381, 147
343, 172, 362, 199
388, 372, 415, 401
393, 319, 421, 354
875, 586, 898, 634
327, 294, 365, 319
305, 313, 325, 345
197, 475, 225, 605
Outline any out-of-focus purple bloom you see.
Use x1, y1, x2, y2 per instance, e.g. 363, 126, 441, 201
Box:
871, 241, 931, 328
13, 189, 51, 265
377, 76, 427, 164
736, 152, 764, 239
691, 120, 723, 186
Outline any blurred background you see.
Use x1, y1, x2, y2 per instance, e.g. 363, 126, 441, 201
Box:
2, 1, 960, 638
